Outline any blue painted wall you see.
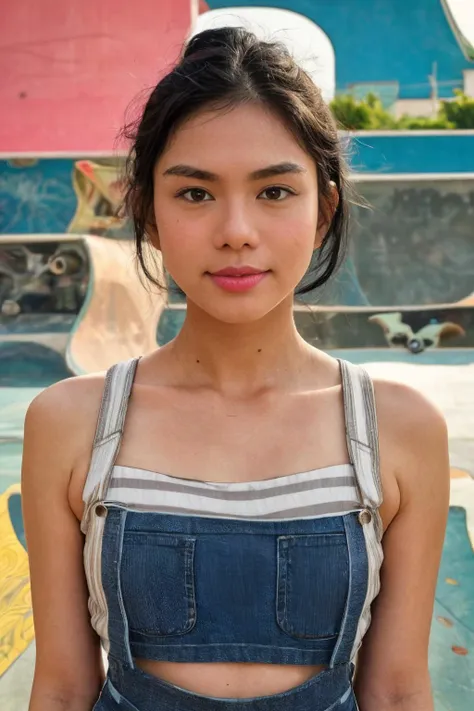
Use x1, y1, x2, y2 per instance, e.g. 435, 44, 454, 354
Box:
347, 132, 474, 173
207, 0, 472, 98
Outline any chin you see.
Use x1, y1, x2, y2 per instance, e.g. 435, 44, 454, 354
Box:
190, 297, 278, 325
207, 306, 274, 325
185, 283, 294, 325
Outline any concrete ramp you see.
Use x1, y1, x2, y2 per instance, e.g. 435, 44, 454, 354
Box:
66, 236, 163, 374
0, 234, 165, 377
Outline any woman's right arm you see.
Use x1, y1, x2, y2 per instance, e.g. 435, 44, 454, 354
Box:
22, 380, 104, 711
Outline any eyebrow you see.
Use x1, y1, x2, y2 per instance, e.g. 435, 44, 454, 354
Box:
162, 162, 306, 181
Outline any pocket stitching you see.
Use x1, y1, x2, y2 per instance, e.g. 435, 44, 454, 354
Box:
276, 534, 346, 640
121, 534, 197, 637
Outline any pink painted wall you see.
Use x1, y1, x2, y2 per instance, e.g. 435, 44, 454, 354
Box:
1, 1, 194, 153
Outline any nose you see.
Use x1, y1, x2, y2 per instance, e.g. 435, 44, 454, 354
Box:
214, 202, 260, 251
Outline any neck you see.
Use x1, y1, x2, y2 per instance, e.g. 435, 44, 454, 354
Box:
169, 296, 312, 396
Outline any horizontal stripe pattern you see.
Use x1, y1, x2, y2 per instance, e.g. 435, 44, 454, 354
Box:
103, 499, 362, 520
106, 463, 361, 521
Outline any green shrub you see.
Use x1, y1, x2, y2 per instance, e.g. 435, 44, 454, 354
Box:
330, 90, 474, 130
329, 94, 373, 130
396, 115, 454, 129
439, 90, 474, 129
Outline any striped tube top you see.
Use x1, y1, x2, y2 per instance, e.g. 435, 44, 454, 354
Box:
105, 463, 362, 521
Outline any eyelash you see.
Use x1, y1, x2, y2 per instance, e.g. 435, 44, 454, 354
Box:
175, 186, 297, 203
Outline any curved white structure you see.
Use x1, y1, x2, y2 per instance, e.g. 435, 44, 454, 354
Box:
191, 7, 336, 101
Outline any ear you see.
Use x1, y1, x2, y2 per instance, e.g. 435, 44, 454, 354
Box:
315, 181, 339, 248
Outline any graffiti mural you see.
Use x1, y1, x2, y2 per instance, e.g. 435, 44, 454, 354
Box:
0, 159, 77, 235
68, 159, 130, 238
0, 158, 129, 237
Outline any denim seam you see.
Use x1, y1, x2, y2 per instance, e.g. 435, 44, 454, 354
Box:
184, 539, 198, 629
116, 508, 134, 669
325, 686, 353, 710
330, 516, 353, 667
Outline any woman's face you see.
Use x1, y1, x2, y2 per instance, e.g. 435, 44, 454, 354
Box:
153, 102, 327, 324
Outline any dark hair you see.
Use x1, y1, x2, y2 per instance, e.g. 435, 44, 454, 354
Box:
121, 26, 351, 296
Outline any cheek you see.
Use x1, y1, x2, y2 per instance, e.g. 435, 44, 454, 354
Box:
271, 213, 317, 262
154, 212, 206, 282
155, 202, 198, 248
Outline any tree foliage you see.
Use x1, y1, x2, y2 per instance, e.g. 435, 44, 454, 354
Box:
330, 90, 474, 130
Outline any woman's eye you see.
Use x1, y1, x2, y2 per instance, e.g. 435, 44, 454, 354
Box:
178, 188, 213, 203
258, 186, 294, 201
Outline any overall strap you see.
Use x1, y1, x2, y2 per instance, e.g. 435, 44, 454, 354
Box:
338, 359, 383, 513
329, 360, 385, 668
81, 357, 140, 531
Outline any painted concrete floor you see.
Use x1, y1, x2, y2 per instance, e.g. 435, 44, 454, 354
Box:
0, 356, 473, 711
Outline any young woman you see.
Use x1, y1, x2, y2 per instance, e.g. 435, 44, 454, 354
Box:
23, 27, 449, 711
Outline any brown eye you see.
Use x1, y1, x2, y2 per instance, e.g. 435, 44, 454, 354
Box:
180, 188, 212, 202
259, 187, 293, 201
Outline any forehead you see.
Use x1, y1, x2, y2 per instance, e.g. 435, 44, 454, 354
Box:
157, 103, 314, 175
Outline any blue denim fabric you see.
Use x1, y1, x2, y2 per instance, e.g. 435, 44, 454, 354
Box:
97, 506, 368, 709
93, 658, 359, 710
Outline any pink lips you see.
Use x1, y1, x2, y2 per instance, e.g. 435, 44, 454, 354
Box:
208, 266, 269, 293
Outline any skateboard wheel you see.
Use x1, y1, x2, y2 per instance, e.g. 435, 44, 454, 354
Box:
407, 338, 424, 354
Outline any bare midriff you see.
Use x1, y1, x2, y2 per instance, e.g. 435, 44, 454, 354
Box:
135, 659, 328, 698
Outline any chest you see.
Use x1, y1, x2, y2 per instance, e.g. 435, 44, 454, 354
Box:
114, 386, 349, 482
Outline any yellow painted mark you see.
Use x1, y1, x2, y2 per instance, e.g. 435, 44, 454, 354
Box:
445, 578, 459, 586
0, 484, 34, 677
451, 468, 471, 480
436, 616, 454, 628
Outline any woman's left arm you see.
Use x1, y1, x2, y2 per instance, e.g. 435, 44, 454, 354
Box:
354, 381, 450, 711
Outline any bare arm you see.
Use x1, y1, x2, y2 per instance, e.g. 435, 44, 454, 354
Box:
22, 381, 104, 711
354, 382, 450, 710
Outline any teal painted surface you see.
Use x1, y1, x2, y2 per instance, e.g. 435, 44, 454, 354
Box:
431, 507, 474, 710
349, 133, 474, 174
207, 0, 471, 98
0, 159, 76, 234
326, 349, 474, 365
0, 343, 71, 387
8, 494, 25, 551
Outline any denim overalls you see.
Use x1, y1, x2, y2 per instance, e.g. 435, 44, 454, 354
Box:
82, 358, 384, 710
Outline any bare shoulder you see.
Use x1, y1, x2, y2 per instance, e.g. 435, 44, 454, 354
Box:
26, 371, 107, 432
371, 376, 449, 495
24, 371, 108, 484
372, 376, 447, 443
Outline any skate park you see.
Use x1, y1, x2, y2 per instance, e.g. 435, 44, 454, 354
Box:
1, 1, 474, 709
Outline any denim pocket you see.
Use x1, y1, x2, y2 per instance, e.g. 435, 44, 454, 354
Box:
276, 533, 349, 639
120, 532, 196, 636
